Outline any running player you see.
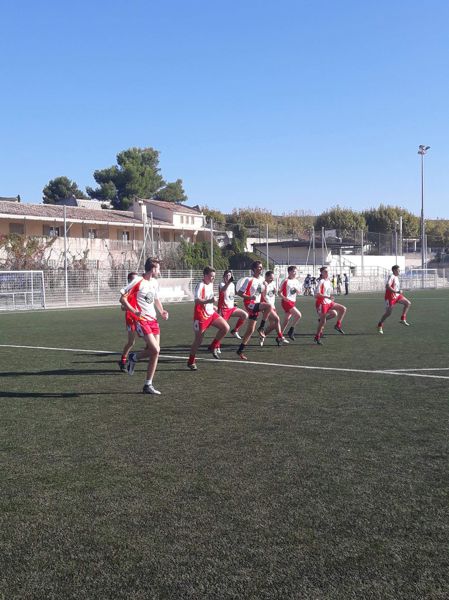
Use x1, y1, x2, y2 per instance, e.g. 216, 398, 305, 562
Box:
120, 258, 169, 395
217, 269, 247, 349
118, 271, 140, 372
235, 260, 275, 360
259, 270, 289, 347
278, 265, 302, 340
377, 265, 411, 334
314, 266, 347, 345
187, 266, 230, 370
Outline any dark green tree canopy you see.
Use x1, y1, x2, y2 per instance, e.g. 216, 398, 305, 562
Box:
362, 205, 420, 237
86, 147, 187, 210
315, 206, 366, 233
153, 179, 187, 203
43, 176, 87, 204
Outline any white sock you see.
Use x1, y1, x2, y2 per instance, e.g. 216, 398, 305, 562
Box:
145, 379, 152, 386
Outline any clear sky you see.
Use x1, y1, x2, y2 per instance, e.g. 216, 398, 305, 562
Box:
1, 0, 448, 217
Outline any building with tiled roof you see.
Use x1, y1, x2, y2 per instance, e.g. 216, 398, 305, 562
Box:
0, 198, 210, 267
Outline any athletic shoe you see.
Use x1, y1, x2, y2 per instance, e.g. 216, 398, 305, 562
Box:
231, 330, 242, 340
143, 384, 161, 395
378, 326, 384, 335
118, 360, 127, 373
259, 337, 265, 347
257, 327, 266, 338
211, 348, 220, 359
287, 332, 296, 341
276, 336, 290, 346
334, 325, 345, 334
237, 351, 248, 360
399, 320, 410, 326
314, 336, 322, 345
216, 347, 221, 355
127, 352, 138, 375
187, 362, 197, 371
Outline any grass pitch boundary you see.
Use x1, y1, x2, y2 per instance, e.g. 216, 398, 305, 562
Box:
1, 343, 449, 381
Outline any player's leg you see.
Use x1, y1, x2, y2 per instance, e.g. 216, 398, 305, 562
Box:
119, 329, 136, 371
237, 317, 257, 359
230, 308, 248, 339
332, 303, 347, 334
285, 307, 301, 340
257, 304, 272, 336
378, 302, 393, 333
398, 297, 411, 325
142, 333, 161, 394
209, 315, 230, 357
187, 325, 204, 370
314, 312, 327, 344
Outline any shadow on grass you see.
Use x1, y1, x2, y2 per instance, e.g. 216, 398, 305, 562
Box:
0, 391, 80, 399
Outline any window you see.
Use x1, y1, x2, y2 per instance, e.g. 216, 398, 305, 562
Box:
43, 225, 60, 237
118, 231, 130, 241
9, 223, 24, 234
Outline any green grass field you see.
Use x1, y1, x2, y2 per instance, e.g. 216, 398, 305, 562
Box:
1, 290, 449, 600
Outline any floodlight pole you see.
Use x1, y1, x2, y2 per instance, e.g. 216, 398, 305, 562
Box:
418, 145, 430, 272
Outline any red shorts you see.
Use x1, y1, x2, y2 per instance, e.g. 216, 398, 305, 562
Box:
385, 294, 404, 308
194, 311, 221, 333
220, 306, 237, 321
316, 301, 335, 316
281, 300, 296, 313
136, 318, 160, 337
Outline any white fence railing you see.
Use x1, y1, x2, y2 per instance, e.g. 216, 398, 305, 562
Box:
0, 267, 448, 311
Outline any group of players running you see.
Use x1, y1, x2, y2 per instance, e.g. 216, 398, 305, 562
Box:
118, 258, 411, 395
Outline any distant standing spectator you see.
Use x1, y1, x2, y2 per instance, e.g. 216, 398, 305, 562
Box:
331, 274, 337, 292
344, 273, 349, 295
336, 274, 342, 295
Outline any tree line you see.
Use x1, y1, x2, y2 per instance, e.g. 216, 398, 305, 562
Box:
43, 147, 187, 210
41, 145, 449, 249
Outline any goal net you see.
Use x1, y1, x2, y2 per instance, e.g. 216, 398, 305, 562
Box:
403, 268, 439, 290
0, 271, 46, 310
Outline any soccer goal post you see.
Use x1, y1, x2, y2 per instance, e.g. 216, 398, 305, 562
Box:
0, 271, 46, 310
404, 268, 439, 290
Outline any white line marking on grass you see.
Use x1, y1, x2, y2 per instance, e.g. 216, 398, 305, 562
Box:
381, 367, 449, 372
1, 344, 448, 381
0, 344, 115, 354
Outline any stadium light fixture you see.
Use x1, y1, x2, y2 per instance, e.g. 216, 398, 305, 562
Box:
417, 145, 430, 270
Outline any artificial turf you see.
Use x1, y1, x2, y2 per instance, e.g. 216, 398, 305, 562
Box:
1, 290, 449, 599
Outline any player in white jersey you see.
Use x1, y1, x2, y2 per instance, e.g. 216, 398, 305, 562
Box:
187, 266, 230, 370
258, 271, 289, 347
235, 260, 276, 360
313, 266, 347, 345
278, 265, 302, 340
377, 265, 411, 334
118, 271, 140, 372
217, 269, 247, 345
119, 257, 169, 395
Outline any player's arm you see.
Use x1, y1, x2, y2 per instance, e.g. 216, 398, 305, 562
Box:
119, 292, 141, 318
236, 279, 254, 300
154, 297, 169, 320
278, 280, 289, 301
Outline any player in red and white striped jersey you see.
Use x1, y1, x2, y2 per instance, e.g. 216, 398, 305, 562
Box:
278, 265, 302, 341
235, 260, 276, 360
187, 266, 230, 370
118, 271, 140, 372
259, 271, 289, 346
217, 270, 247, 341
314, 266, 347, 345
377, 265, 411, 334
120, 258, 169, 394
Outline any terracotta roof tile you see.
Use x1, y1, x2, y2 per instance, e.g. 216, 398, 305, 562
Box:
0, 201, 168, 225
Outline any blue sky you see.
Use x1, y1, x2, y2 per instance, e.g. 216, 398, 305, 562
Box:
1, 0, 448, 217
